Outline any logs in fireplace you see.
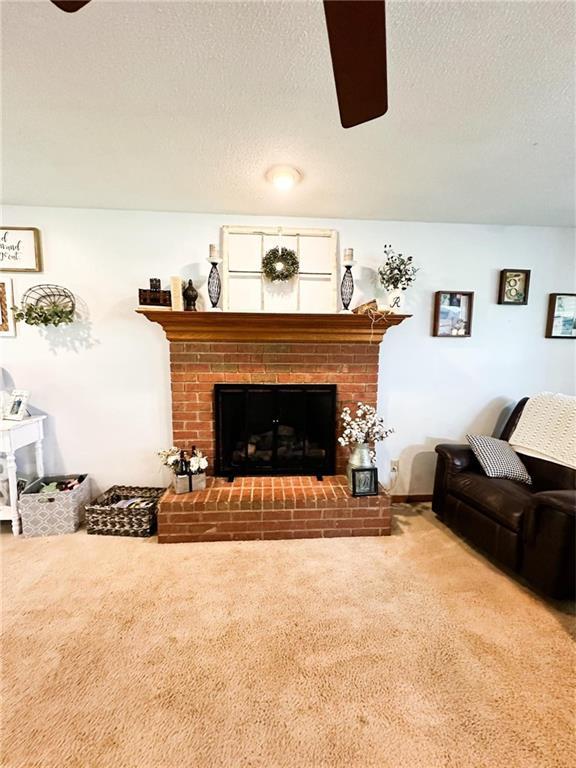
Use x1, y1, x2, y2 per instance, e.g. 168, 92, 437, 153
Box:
215, 384, 336, 480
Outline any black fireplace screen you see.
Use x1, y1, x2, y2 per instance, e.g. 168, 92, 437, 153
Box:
215, 384, 336, 478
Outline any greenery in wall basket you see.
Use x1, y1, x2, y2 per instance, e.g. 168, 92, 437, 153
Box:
378, 245, 418, 291
13, 284, 76, 327
262, 247, 300, 282
14, 304, 75, 327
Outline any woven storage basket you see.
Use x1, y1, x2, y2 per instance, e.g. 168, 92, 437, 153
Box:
85, 485, 165, 537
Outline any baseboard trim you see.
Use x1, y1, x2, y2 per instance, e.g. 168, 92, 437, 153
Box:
391, 494, 433, 503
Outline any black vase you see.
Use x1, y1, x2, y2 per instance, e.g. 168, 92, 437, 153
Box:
340, 265, 354, 311
183, 280, 198, 311
208, 262, 222, 309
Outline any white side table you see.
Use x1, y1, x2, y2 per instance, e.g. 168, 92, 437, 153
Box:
0, 416, 47, 536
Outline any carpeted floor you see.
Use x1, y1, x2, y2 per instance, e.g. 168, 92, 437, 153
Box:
1, 504, 574, 768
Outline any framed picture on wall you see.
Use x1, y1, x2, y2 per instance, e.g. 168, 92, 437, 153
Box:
0, 228, 42, 272
546, 293, 576, 339
0, 279, 16, 337
433, 291, 474, 337
498, 269, 531, 305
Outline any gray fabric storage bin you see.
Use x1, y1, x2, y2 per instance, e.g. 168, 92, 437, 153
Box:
19, 475, 91, 537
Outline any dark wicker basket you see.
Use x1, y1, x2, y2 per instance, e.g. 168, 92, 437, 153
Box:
85, 485, 165, 537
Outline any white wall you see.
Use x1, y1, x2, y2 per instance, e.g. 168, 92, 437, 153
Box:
1, 205, 574, 496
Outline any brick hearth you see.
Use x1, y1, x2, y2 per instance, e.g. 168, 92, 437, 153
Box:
170, 341, 379, 475
158, 476, 391, 543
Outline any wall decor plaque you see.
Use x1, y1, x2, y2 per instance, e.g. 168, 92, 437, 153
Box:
498, 269, 531, 305
546, 293, 576, 339
0, 228, 42, 272
433, 291, 474, 337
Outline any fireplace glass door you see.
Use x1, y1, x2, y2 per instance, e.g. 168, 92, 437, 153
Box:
215, 384, 336, 478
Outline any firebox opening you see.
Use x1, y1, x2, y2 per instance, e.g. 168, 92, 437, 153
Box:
215, 384, 336, 480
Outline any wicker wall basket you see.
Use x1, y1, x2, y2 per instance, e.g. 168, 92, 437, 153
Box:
85, 485, 165, 537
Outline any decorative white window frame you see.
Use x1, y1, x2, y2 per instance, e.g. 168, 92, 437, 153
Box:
220, 225, 339, 313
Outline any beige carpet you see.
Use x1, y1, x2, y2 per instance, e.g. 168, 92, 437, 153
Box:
1, 505, 574, 768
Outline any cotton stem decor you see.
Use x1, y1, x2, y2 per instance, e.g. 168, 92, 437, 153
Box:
339, 401, 394, 488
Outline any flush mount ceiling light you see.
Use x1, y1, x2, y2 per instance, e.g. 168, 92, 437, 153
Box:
266, 166, 302, 191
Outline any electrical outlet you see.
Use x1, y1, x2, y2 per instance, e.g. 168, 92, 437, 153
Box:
385, 458, 400, 492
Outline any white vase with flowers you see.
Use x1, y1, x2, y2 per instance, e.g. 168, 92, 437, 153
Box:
378, 245, 418, 313
158, 446, 209, 494
338, 402, 394, 489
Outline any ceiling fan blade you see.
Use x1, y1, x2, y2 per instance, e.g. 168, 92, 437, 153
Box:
49, 1, 92, 12
323, 0, 388, 129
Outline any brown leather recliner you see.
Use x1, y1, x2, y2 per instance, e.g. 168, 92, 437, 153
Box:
433, 398, 576, 599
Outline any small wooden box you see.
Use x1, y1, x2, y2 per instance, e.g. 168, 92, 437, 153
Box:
138, 289, 171, 307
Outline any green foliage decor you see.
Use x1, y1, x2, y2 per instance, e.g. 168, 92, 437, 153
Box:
14, 304, 75, 327
378, 245, 418, 291
262, 247, 300, 282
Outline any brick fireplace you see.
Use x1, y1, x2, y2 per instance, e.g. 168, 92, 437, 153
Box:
138, 311, 408, 543
170, 340, 378, 475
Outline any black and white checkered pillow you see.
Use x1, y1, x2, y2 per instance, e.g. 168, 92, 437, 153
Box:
466, 434, 532, 485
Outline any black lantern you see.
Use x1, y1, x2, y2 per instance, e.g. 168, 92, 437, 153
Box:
351, 467, 379, 497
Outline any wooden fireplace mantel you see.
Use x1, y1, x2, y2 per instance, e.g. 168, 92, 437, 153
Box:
136, 310, 410, 344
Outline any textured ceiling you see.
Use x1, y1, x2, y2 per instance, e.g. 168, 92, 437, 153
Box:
1, 0, 574, 225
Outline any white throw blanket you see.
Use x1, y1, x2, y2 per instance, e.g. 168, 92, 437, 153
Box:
509, 392, 576, 469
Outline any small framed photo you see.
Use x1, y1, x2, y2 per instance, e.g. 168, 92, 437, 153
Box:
0, 228, 43, 272
3, 390, 30, 421
0, 279, 16, 337
433, 291, 474, 337
546, 294, 576, 339
498, 269, 531, 305
351, 467, 379, 497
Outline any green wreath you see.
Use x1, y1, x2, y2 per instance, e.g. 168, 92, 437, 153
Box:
262, 247, 299, 282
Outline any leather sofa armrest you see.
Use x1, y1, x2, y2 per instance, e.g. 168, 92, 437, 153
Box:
433, 444, 478, 519
532, 490, 576, 516
435, 444, 476, 473
524, 490, 576, 543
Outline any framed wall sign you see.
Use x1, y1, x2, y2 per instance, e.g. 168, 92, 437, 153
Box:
432, 291, 474, 337
0, 228, 42, 272
498, 269, 531, 305
546, 293, 576, 339
0, 279, 16, 337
